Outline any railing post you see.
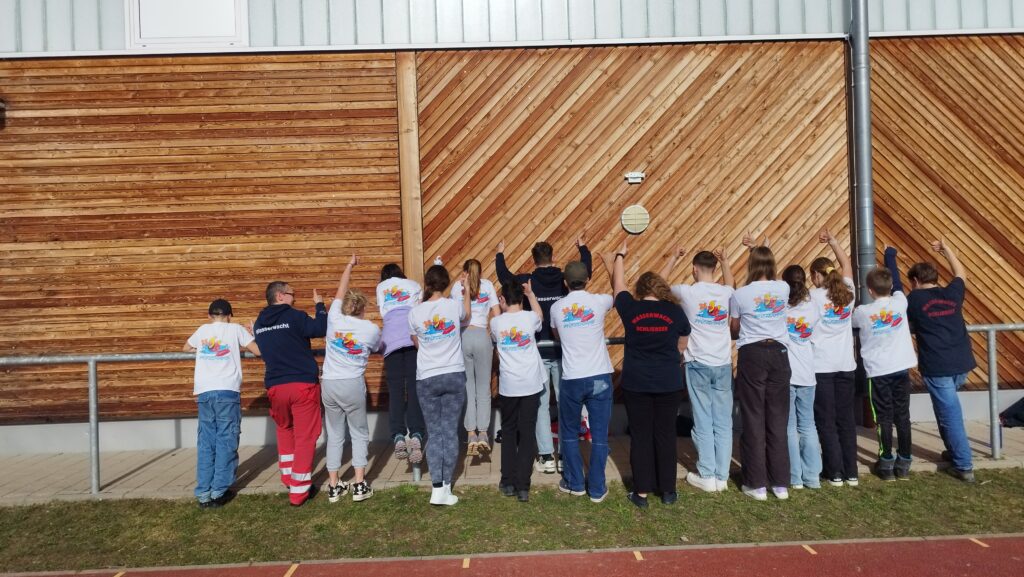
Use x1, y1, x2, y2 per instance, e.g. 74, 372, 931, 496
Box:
87, 359, 100, 495
987, 329, 1001, 460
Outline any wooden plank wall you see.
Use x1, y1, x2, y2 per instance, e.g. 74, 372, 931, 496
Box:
0, 53, 401, 422
872, 35, 1024, 390
417, 42, 851, 376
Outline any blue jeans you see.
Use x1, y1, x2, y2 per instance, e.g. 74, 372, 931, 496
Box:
685, 361, 733, 481
923, 373, 973, 471
535, 359, 560, 456
788, 385, 822, 487
558, 374, 613, 498
195, 390, 241, 502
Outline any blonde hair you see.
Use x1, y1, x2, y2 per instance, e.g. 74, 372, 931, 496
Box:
342, 289, 368, 317
635, 272, 680, 304
810, 257, 853, 309
463, 259, 482, 301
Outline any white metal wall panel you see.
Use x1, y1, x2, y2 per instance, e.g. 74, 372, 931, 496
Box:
726, 0, 752, 35
73, 0, 102, 50
750, 0, 777, 35
0, 0, 17, 52
489, 0, 516, 41
989, 0, 1012, 26
961, 0, 988, 29
382, 0, 410, 43
594, 0, 622, 38
567, 0, 595, 39
778, 0, 802, 34
648, 0, 674, 37
673, 0, 699, 36
700, 0, 726, 35
302, 0, 330, 45
516, 0, 543, 41
408, 0, 435, 43
621, 0, 647, 37
542, 0, 569, 40
935, 0, 961, 29
98, 0, 124, 48
19, 0, 45, 52
462, 0, 488, 42
248, 0, 274, 45
274, 0, 302, 45
46, 0, 74, 51
355, 0, 383, 43
1016, 0, 1024, 27
436, 0, 463, 43
805, 0, 832, 34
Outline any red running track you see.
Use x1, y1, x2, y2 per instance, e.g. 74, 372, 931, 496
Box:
15, 535, 1023, 577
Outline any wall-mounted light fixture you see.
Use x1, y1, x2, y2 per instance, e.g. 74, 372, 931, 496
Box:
624, 171, 645, 184
0, 99, 6, 130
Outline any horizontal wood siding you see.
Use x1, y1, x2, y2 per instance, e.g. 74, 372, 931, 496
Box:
872, 35, 1024, 390
0, 53, 401, 422
417, 42, 850, 379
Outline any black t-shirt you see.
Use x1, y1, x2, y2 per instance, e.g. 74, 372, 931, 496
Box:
906, 277, 976, 377
614, 292, 691, 392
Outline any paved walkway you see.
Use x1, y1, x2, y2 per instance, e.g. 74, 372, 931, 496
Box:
4, 535, 1023, 577
1, 421, 1021, 505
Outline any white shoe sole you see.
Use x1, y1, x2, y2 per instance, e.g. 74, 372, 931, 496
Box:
352, 490, 373, 502
685, 473, 718, 493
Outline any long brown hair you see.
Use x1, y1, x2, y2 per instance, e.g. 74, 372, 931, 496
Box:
782, 265, 810, 306
463, 259, 482, 301
423, 265, 450, 300
747, 246, 777, 283
635, 272, 680, 305
810, 257, 853, 309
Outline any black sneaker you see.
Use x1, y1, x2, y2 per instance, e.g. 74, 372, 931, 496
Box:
874, 459, 896, 482
894, 456, 912, 481
499, 483, 516, 497
327, 482, 350, 503
517, 490, 530, 502
626, 492, 649, 509
661, 491, 678, 505
351, 481, 373, 502
948, 468, 976, 484
209, 489, 235, 507
198, 500, 213, 509
940, 450, 952, 462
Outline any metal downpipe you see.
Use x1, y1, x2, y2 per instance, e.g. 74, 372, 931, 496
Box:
850, 0, 876, 303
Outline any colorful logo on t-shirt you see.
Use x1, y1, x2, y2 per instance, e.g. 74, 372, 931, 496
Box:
329, 331, 364, 356
695, 300, 729, 324
500, 327, 532, 348
869, 309, 903, 333
384, 286, 411, 303
475, 292, 489, 305
822, 301, 853, 324
787, 316, 813, 341
561, 303, 595, 326
753, 294, 786, 318
422, 315, 456, 336
199, 338, 232, 358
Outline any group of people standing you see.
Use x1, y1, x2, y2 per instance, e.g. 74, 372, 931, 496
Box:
183, 227, 978, 509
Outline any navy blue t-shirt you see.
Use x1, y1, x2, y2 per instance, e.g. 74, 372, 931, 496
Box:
614, 292, 691, 392
906, 278, 976, 377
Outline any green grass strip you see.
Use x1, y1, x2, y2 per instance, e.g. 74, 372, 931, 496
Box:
2, 468, 1023, 573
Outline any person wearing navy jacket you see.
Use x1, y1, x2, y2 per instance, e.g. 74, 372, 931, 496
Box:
253, 281, 328, 506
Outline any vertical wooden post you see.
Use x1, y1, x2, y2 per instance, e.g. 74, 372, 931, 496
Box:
396, 51, 424, 282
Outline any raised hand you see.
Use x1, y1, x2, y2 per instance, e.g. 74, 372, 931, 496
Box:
930, 238, 948, 254
348, 254, 359, 267
742, 231, 755, 248
313, 289, 323, 304
497, 241, 505, 253
522, 279, 534, 296
713, 247, 728, 262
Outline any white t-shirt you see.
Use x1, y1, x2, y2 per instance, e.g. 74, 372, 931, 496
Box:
550, 290, 614, 379
810, 277, 857, 373
785, 298, 820, 387
491, 310, 545, 397
729, 280, 790, 347
322, 300, 382, 381
376, 277, 422, 318
672, 282, 735, 366
451, 279, 500, 329
408, 297, 466, 380
852, 291, 918, 378
187, 321, 254, 395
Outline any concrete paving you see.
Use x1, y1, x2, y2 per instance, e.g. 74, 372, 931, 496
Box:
1, 421, 1021, 505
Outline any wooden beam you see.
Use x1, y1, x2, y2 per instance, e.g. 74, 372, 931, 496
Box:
396, 51, 425, 282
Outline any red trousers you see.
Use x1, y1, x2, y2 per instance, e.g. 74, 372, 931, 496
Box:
267, 382, 322, 505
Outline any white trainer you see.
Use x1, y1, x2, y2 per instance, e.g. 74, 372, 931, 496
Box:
686, 472, 719, 493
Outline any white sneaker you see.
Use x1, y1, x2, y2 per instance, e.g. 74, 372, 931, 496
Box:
429, 485, 457, 506
771, 486, 789, 500
792, 484, 805, 490
686, 472, 718, 493
715, 479, 729, 492
741, 485, 768, 501
846, 478, 859, 487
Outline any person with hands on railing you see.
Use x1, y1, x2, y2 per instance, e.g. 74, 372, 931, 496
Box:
321, 254, 382, 503
184, 298, 260, 509
604, 238, 691, 509
905, 237, 977, 483
253, 280, 328, 507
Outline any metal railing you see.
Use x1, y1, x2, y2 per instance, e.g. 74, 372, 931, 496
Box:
0, 328, 1018, 496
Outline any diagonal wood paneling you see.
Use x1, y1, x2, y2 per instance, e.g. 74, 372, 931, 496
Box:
0, 53, 402, 422
872, 35, 1024, 390
417, 42, 851, 377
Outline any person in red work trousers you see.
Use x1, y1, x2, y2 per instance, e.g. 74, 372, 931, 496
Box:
253, 281, 328, 506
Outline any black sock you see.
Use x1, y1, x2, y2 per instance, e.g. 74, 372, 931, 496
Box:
432, 482, 443, 488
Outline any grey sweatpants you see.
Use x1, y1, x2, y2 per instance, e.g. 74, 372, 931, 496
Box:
462, 326, 494, 431
417, 371, 467, 485
321, 377, 370, 472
